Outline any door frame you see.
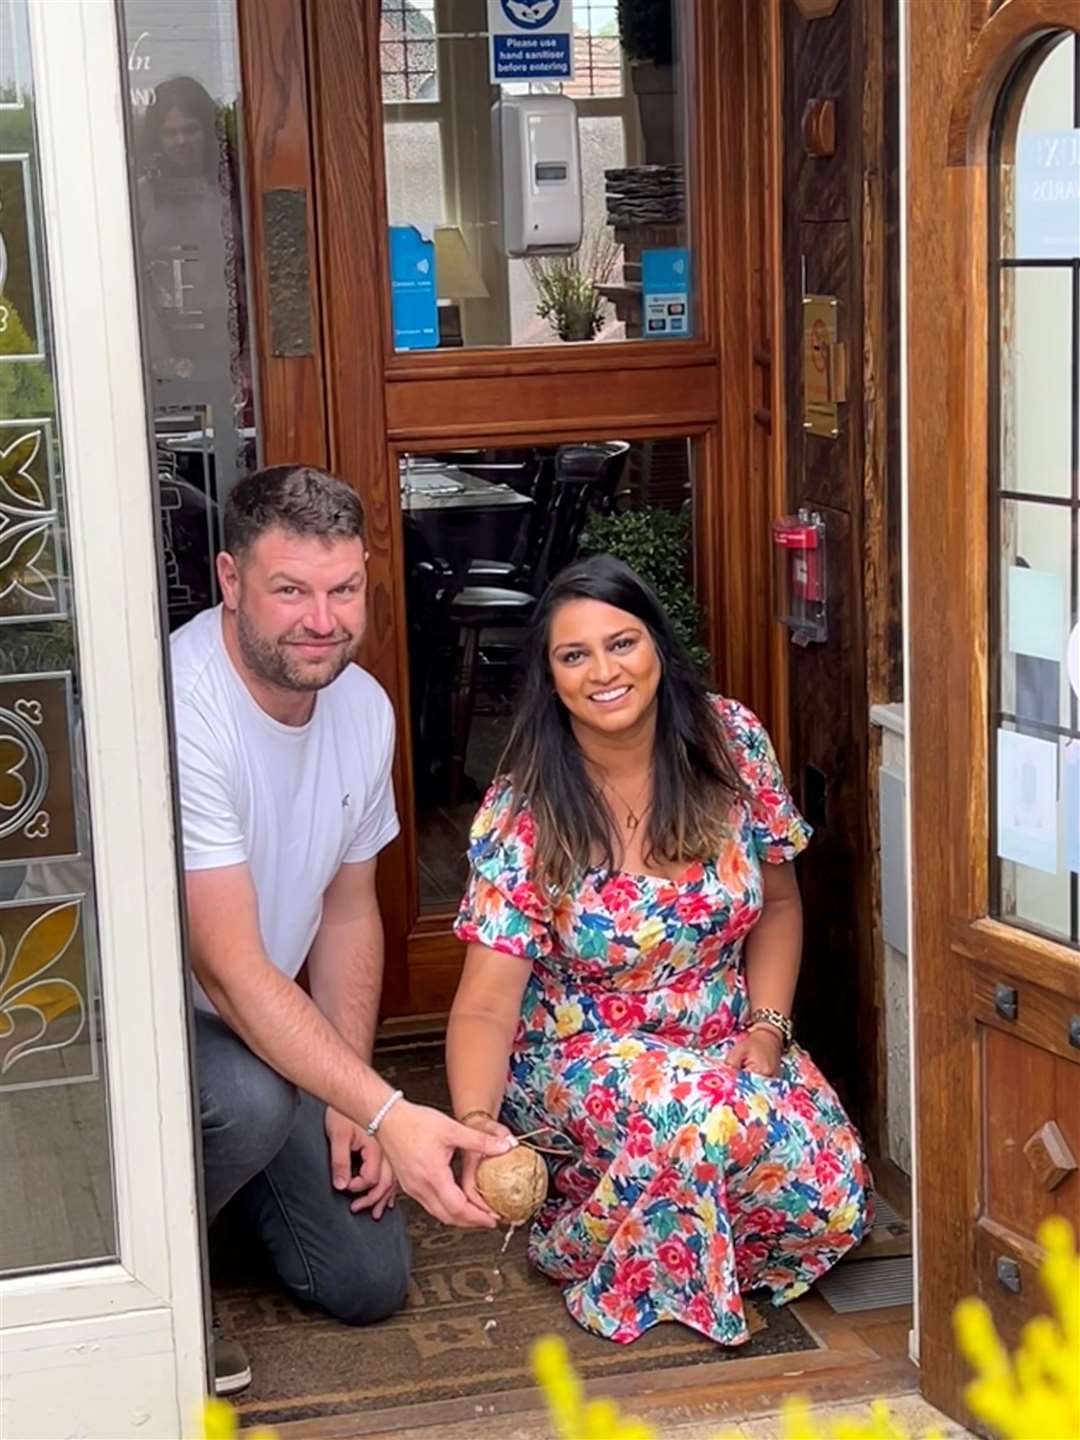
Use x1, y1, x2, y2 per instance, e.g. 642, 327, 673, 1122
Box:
294, 0, 789, 1015
908, 0, 1080, 1417
1, 2, 205, 1435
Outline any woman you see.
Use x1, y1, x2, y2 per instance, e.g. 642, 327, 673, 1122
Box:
137, 76, 248, 391
447, 554, 871, 1345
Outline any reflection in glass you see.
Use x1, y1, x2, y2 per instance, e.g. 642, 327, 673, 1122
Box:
0, 0, 116, 1275
382, 0, 692, 351
121, 2, 258, 631
402, 437, 699, 911
991, 33, 1079, 948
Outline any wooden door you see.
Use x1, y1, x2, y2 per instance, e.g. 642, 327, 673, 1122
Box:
908, 0, 1080, 1422
302, 0, 789, 1017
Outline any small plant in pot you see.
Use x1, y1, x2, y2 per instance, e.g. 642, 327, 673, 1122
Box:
526, 229, 621, 343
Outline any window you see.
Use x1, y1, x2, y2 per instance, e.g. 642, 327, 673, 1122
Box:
381, 0, 695, 351
990, 34, 1080, 947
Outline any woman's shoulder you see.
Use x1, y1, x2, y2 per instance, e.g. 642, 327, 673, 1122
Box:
468, 775, 537, 863
706, 693, 768, 744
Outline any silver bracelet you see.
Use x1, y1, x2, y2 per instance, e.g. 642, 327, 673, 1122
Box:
366, 1088, 404, 1136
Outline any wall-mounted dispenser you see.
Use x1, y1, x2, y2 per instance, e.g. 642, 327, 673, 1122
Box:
773, 508, 827, 645
493, 93, 583, 257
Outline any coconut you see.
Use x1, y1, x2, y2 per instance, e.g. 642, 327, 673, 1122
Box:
475, 1145, 548, 1225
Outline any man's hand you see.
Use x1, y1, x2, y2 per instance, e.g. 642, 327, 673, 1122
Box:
376, 1099, 514, 1228
459, 1112, 515, 1219
325, 1106, 397, 1220
726, 1026, 784, 1078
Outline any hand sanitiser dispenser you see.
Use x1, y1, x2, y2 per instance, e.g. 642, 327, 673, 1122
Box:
493, 94, 583, 258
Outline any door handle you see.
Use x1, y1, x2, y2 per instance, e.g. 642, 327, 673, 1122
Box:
1068, 1016, 1080, 1050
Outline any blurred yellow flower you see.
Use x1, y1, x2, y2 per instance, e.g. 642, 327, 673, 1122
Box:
530, 1219, 1080, 1440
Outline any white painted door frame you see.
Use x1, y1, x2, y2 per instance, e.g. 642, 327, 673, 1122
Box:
0, 2, 206, 1435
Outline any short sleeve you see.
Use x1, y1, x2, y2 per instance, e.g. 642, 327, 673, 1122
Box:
454, 779, 553, 962
344, 688, 400, 863
173, 702, 248, 871
716, 698, 812, 864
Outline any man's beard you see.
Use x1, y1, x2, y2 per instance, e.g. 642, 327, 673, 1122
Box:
236, 606, 359, 692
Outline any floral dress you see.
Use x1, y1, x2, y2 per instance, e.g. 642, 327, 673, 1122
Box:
454, 698, 872, 1346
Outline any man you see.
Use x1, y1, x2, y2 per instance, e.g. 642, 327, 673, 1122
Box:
171, 464, 510, 1394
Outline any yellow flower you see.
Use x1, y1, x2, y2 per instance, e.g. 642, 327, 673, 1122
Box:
554, 1001, 585, 1036
200, 1399, 276, 1440
612, 1036, 647, 1060
702, 1103, 738, 1149
747, 1090, 771, 1123
633, 916, 667, 952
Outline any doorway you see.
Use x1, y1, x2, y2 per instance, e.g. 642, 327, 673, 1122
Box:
115, 0, 924, 1433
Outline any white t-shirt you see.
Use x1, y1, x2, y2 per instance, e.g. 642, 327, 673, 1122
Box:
170, 607, 399, 1009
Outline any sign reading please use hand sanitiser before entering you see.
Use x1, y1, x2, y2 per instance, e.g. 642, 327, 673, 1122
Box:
488, 0, 574, 83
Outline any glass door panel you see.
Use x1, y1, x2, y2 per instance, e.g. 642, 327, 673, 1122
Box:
0, 0, 116, 1277
381, 0, 695, 351
119, 0, 259, 630
402, 434, 701, 912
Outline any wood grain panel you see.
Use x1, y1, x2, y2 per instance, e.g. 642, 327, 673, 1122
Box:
309, 0, 411, 1014
981, 1026, 1080, 1241
384, 365, 719, 442
783, 0, 853, 225
237, 0, 327, 466
908, 0, 1080, 1421
972, 964, 1080, 1060
908, 0, 983, 1407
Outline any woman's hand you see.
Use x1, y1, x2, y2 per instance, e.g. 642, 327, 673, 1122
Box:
459, 1111, 515, 1219
727, 1025, 784, 1078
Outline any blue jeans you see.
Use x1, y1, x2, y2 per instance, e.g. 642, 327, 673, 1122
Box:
196, 1011, 410, 1326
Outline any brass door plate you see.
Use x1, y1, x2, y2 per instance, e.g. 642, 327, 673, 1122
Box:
803, 294, 847, 439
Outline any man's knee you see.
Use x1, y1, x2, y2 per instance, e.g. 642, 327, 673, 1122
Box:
314, 1208, 411, 1326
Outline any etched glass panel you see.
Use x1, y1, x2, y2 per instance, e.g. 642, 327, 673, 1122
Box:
120, 0, 259, 631
0, 0, 117, 1275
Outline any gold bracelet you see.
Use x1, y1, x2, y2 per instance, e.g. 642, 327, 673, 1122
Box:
747, 1007, 793, 1047
458, 1108, 494, 1126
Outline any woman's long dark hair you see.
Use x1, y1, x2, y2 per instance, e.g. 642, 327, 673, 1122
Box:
501, 554, 747, 893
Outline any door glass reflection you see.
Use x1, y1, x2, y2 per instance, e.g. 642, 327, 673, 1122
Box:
402, 437, 702, 912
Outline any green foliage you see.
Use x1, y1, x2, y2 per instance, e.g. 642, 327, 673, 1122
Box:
526, 230, 621, 343
616, 0, 674, 66
578, 505, 710, 672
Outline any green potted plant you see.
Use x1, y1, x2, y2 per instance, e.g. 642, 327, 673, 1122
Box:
578, 504, 710, 672
616, 0, 677, 165
526, 230, 620, 343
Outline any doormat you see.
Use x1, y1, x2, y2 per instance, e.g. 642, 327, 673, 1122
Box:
214, 1043, 819, 1432
816, 1255, 915, 1314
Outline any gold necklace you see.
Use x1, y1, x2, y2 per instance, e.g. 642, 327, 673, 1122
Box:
601, 775, 653, 832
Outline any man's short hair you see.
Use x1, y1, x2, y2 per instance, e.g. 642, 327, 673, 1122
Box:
223, 465, 365, 559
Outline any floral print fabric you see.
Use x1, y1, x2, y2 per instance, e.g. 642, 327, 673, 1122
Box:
454, 698, 871, 1345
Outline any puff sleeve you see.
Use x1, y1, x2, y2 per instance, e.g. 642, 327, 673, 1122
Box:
716, 698, 812, 864
454, 779, 554, 961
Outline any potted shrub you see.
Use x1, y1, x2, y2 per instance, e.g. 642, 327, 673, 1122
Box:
616, 0, 677, 165
526, 230, 620, 343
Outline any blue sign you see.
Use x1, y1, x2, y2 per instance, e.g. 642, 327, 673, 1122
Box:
489, 0, 573, 82
389, 226, 438, 351
1016, 130, 1080, 260
641, 248, 691, 338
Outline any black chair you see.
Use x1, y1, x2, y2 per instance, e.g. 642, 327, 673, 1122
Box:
467, 441, 629, 594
